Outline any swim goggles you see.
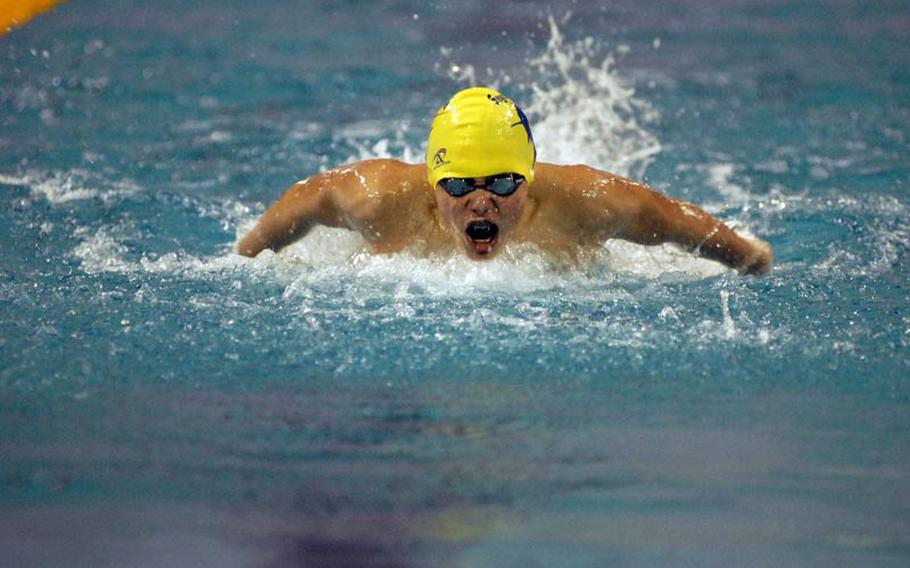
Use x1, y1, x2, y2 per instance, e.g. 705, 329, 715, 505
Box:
438, 173, 525, 197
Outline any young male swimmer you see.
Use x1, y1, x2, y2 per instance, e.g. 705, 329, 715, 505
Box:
238, 87, 772, 275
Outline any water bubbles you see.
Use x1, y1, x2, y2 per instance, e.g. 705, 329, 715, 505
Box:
83, 39, 105, 56
441, 60, 478, 86
720, 290, 737, 339
658, 306, 678, 321
209, 130, 232, 143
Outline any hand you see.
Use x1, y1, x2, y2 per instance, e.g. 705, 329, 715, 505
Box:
739, 238, 773, 276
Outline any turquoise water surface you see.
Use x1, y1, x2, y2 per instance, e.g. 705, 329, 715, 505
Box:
2, 1, 908, 566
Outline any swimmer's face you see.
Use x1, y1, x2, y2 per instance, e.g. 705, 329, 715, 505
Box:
434, 175, 528, 260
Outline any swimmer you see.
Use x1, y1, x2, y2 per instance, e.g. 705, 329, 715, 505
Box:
238, 87, 772, 275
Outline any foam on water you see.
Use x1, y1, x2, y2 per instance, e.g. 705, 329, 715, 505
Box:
73, 227, 249, 276
5, 169, 140, 205
71, 219, 727, 300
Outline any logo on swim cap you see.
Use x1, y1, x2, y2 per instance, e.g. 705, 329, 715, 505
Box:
426, 87, 536, 189
432, 148, 450, 169
512, 105, 537, 165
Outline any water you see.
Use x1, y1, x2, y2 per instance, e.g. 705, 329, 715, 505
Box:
2, 1, 908, 566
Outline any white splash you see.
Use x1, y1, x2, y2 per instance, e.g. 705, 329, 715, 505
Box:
600, 239, 728, 279
353, 16, 660, 181
526, 16, 661, 179
74, 215, 727, 300
707, 163, 751, 206
72, 229, 135, 274
339, 122, 424, 166
0, 174, 30, 186
5, 169, 140, 205
720, 289, 737, 338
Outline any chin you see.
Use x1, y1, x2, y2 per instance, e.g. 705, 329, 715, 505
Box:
465, 246, 500, 260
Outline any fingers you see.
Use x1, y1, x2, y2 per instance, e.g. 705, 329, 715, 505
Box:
739, 239, 773, 276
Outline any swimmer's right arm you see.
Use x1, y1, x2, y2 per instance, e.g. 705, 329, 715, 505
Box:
237, 173, 344, 257
237, 161, 391, 257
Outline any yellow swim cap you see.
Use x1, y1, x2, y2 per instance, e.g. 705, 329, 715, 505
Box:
426, 87, 536, 189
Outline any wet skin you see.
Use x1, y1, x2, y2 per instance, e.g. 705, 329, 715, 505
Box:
433, 177, 528, 260
237, 159, 772, 275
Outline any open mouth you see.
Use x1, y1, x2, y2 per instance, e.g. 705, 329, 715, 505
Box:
465, 220, 499, 256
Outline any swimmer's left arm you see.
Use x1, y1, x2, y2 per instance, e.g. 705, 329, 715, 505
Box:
618, 183, 772, 275
550, 164, 772, 275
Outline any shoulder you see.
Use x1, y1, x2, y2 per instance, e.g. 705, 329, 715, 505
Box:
327, 159, 428, 219
331, 159, 426, 195
532, 163, 633, 195
530, 162, 622, 207
529, 162, 641, 233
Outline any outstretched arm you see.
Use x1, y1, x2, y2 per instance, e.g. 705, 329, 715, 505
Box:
543, 164, 772, 275
618, 184, 772, 275
237, 165, 364, 257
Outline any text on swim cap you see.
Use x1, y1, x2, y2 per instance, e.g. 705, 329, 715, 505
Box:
433, 148, 450, 169
486, 93, 512, 105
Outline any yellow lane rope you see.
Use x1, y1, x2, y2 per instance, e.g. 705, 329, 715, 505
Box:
1, 0, 67, 36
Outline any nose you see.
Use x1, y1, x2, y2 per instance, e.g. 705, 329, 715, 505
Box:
468, 191, 497, 216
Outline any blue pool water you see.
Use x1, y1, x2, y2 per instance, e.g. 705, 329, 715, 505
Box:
2, 1, 908, 566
